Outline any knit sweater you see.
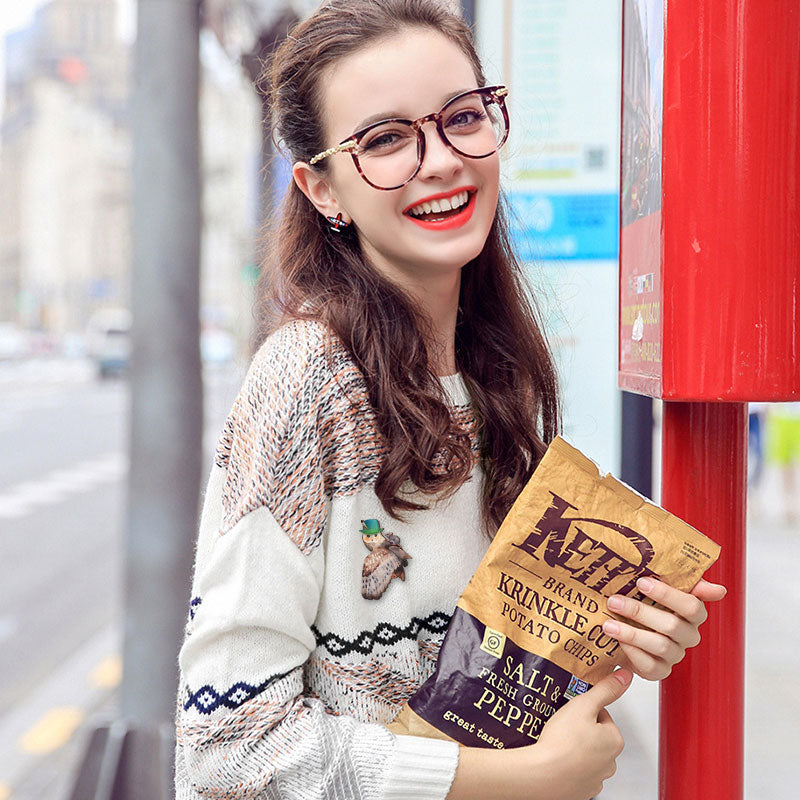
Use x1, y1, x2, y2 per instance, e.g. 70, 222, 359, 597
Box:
174, 318, 494, 800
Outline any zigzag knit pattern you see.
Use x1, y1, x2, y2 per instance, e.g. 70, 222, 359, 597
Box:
312, 611, 452, 657
184, 668, 295, 715
175, 318, 492, 800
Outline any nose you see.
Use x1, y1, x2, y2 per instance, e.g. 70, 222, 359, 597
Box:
416, 119, 464, 181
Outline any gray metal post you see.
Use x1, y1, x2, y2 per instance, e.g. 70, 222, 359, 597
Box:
69, 1, 201, 794
125, 0, 202, 728
621, 390, 653, 498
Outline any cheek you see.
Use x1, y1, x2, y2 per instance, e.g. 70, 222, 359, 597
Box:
350, 194, 406, 258
333, 172, 392, 225
329, 159, 367, 209
353, 194, 398, 232
478, 170, 500, 223
483, 159, 501, 197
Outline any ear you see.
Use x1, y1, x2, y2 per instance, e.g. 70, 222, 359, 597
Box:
292, 161, 351, 225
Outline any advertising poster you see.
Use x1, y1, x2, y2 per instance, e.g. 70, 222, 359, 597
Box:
502, 2, 621, 262
618, 0, 664, 395
476, 0, 624, 472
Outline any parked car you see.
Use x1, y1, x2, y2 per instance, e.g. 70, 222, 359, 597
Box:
0, 322, 28, 360
86, 308, 131, 378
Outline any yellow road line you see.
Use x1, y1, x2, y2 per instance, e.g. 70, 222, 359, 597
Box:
89, 654, 122, 689
20, 707, 85, 755
0, 782, 11, 800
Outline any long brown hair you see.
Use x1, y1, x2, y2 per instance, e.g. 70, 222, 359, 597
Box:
256, 0, 560, 537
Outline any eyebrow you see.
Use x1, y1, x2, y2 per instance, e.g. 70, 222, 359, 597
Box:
350, 87, 476, 134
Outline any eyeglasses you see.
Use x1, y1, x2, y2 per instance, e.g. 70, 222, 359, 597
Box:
309, 85, 509, 191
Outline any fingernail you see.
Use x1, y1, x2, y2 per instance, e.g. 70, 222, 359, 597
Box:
614, 668, 632, 685
603, 620, 620, 635
637, 577, 654, 592
607, 595, 624, 611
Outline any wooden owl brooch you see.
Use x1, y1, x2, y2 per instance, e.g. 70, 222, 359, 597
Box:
360, 518, 411, 600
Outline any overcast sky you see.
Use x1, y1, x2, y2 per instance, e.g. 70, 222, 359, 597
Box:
0, 0, 45, 37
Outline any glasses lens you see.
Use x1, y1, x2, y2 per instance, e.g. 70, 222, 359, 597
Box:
442, 90, 507, 158
356, 122, 420, 189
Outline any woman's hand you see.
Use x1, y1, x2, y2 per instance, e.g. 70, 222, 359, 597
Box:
601, 577, 727, 681
526, 668, 631, 800
446, 669, 632, 800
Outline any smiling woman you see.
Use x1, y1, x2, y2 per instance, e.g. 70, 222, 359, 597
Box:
173, 3, 560, 798
174, 2, 723, 799
259, 3, 560, 542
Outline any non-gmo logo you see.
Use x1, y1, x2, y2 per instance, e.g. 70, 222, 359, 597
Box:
480, 626, 506, 659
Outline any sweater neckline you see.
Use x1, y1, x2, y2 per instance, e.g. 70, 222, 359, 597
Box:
438, 372, 470, 406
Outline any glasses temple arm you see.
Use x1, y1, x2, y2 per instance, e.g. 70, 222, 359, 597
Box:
309, 139, 359, 166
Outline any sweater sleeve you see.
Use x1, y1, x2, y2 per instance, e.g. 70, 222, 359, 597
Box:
174, 323, 460, 800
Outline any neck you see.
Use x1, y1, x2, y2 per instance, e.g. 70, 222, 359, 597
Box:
414, 271, 460, 376
357, 240, 461, 376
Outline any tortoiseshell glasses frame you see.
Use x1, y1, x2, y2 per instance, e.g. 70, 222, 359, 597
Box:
308, 85, 510, 191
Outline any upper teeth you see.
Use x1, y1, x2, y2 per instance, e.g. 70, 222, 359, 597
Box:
408, 190, 470, 217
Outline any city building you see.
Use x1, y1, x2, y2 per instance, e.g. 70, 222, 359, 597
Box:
0, 0, 131, 334
0, 0, 264, 353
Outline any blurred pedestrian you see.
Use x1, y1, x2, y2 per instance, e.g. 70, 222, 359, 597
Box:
765, 402, 800, 525
748, 401, 766, 488
173, 2, 726, 799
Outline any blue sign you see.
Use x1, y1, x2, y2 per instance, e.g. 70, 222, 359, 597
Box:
508, 192, 619, 261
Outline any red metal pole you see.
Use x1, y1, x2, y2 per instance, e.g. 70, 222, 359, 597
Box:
659, 401, 747, 799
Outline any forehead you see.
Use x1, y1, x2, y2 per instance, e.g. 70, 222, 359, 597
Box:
320, 28, 478, 141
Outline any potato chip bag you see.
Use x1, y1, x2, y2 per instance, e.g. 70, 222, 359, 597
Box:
388, 436, 721, 748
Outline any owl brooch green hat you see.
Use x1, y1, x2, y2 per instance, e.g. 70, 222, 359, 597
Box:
360, 519, 384, 536
360, 519, 412, 600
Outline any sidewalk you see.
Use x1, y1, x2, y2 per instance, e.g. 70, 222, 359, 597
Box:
600, 465, 800, 799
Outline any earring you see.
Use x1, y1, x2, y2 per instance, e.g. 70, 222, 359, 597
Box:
326, 212, 351, 233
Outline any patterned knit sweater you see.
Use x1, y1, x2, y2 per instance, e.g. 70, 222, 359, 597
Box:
175, 318, 494, 799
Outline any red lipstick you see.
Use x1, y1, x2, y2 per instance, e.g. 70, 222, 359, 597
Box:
402, 185, 478, 231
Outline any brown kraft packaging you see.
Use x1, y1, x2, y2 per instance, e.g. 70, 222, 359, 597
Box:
388, 436, 721, 749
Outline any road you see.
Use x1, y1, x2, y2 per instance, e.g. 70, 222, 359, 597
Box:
0, 357, 246, 800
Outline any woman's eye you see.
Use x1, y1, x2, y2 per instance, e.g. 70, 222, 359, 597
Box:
446, 109, 487, 128
361, 130, 410, 152
365, 133, 396, 148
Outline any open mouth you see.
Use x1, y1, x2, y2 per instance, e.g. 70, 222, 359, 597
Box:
407, 189, 471, 221
402, 187, 477, 230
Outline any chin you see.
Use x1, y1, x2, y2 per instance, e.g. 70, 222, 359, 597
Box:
428, 230, 490, 268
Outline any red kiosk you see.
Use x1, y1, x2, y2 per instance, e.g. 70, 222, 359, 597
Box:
619, 1, 799, 798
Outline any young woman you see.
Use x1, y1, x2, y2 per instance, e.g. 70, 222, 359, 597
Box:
175, 2, 726, 798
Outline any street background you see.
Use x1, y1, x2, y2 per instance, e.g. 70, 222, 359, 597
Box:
0, 0, 797, 798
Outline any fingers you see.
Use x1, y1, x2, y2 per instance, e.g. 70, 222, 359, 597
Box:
631, 577, 709, 624
607, 579, 708, 630
602, 616, 690, 659
605, 596, 700, 650
596, 709, 625, 757
612, 646, 671, 682
602, 578, 727, 677
691, 578, 728, 602
577, 668, 633, 714
616, 642, 675, 681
